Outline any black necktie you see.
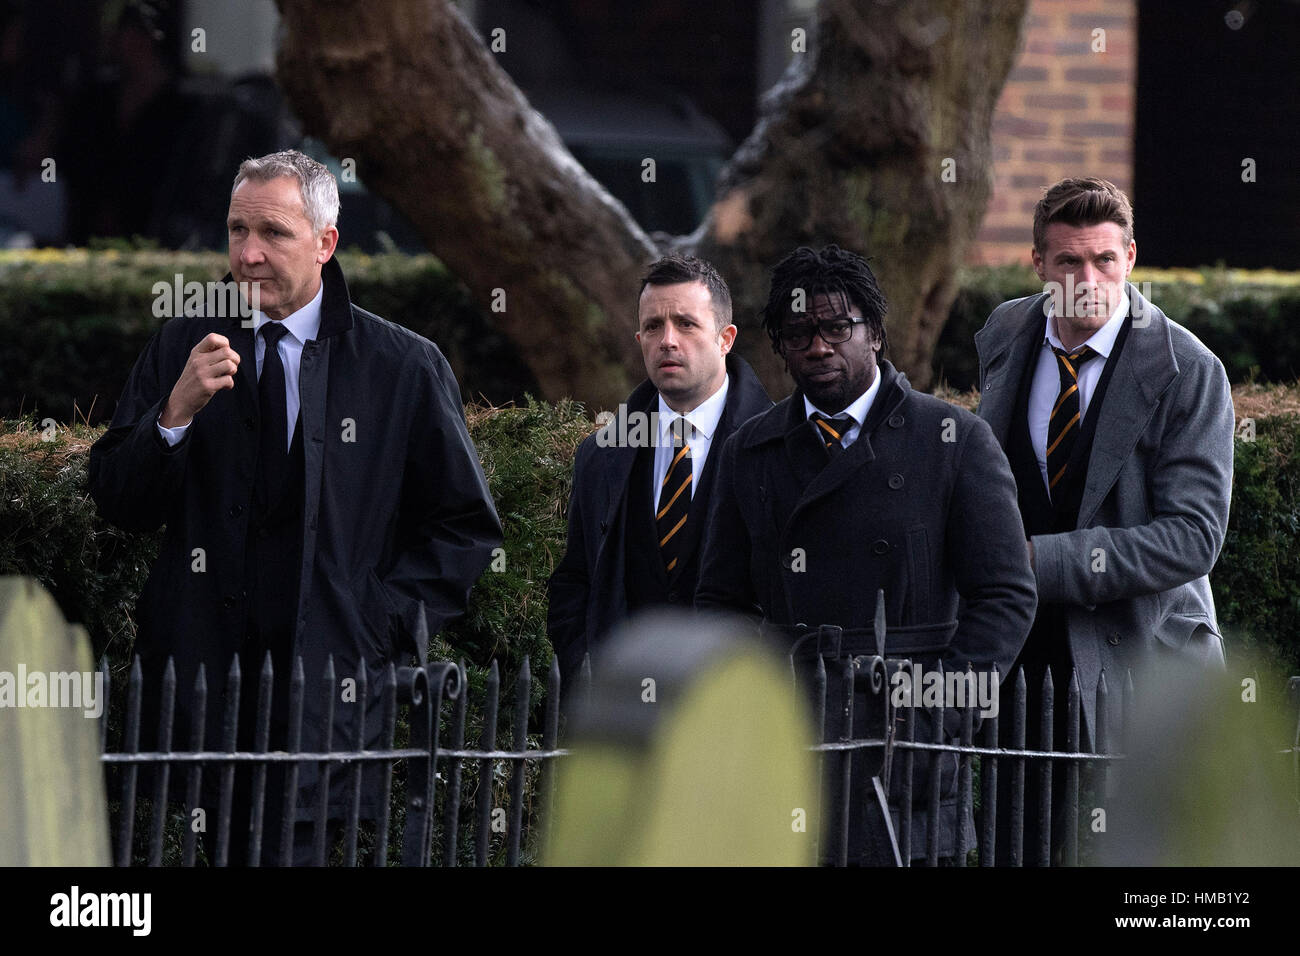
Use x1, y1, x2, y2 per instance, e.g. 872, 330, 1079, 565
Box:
258, 322, 291, 506
657, 418, 693, 575
810, 412, 855, 460
1046, 344, 1099, 495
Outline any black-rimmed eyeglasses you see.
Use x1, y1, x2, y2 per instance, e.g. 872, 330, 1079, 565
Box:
777, 315, 868, 351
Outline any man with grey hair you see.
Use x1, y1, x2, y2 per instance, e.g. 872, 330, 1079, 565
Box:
90, 149, 503, 865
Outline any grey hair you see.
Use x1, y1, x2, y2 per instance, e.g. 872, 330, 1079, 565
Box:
231, 149, 340, 233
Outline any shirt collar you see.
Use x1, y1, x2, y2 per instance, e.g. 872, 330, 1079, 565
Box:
251, 280, 325, 346
804, 365, 881, 425
657, 374, 730, 441
1043, 291, 1129, 359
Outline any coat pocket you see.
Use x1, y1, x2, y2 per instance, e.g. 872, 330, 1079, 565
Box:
353, 568, 397, 658
905, 526, 932, 623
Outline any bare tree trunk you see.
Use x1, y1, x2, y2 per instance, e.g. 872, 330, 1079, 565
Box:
275, 0, 1027, 406
275, 0, 655, 411
691, 0, 1028, 394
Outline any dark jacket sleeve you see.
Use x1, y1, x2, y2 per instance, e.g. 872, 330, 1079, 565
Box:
88, 325, 193, 533
944, 413, 1038, 678
546, 438, 594, 683
694, 430, 761, 622
382, 343, 503, 645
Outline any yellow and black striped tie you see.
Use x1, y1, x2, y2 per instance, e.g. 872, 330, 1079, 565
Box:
657, 418, 694, 574
1046, 344, 1099, 494
810, 412, 853, 459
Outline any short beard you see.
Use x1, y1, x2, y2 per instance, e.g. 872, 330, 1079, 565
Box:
801, 380, 852, 415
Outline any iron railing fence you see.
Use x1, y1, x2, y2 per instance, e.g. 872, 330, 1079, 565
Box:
97, 648, 1300, 867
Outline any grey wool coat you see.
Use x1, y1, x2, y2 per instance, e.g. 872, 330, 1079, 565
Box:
974, 281, 1235, 742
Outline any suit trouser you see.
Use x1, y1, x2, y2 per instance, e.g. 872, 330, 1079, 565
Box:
200, 622, 345, 866
793, 648, 961, 866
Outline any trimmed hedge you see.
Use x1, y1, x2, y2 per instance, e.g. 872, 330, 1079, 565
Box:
0, 249, 539, 424
933, 264, 1300, 391
2, 393, 1297, 684
0, 400, 588, 684
7, 250, 1300, 423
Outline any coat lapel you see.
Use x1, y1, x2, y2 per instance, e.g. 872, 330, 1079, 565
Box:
1075, 284, 1177, 527
974, 293, 1048, 447
226, 318, 259, 420
779, 396, 829, 499
595, 384, 655, 576
783, 363, 910, 518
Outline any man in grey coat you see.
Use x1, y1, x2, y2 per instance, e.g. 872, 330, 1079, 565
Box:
974, 177, 1235, 864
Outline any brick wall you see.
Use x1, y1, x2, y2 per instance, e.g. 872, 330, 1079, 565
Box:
971, 0, 1137, 265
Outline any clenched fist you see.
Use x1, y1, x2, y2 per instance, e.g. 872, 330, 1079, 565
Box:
160, 333, 241, 428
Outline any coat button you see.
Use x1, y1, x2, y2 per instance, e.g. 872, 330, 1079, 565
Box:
871, 539, 889, 555
888, 474, 904, 490
223, 595, 236, 609
888, 415, 904, 428
243, 417, 254, 430
599, 521, 608, 534
781, 553, 793, 569
1107, 633, 1121, 646
229, 504, 243, 517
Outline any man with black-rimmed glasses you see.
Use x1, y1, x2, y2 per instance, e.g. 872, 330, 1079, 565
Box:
696, 245, 1036, 864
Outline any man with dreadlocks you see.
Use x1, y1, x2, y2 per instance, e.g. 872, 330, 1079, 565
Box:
696, 245, 1036, 864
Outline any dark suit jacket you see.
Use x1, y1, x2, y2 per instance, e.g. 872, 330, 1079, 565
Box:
88, 257, 503, 817
975, 282, 1235, 742
547, 353, 771, 684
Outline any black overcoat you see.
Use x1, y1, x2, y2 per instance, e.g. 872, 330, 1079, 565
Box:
547, 354, 771, 684
88, 257, 502, 818
695, 360, 1036, 858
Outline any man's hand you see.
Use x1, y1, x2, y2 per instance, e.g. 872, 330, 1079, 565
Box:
160, 333, 241, 428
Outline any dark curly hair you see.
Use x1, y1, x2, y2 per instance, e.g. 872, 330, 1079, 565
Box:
760, 245, 888, 356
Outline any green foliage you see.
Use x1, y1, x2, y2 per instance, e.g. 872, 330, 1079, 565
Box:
1, 399, 589, 864
438, 398, 592, 686
11, 249, 1300, 424
932, 264, 1041, 389
0, 419, 158, 665
0, 250, 537, 424
933, 265, 1300, 391
3, 385, 1299, 864
1215, 415, 1300, 673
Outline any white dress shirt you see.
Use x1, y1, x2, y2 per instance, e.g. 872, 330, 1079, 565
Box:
157, 282, 324, 450
803, 367, 882, 448
651, 375, 730, 511
1029, 293, 1128, 492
